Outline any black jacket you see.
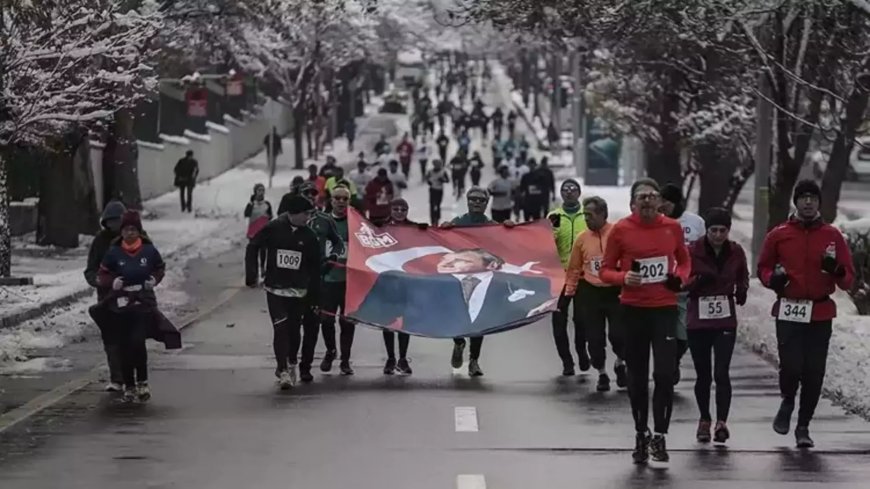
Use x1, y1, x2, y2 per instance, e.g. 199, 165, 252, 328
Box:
84, 229, 119, 301
174, 157, 199, 186
245, 214, 321, 302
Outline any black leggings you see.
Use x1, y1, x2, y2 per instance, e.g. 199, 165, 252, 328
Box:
688, 328, 736, 422
419, 159, 428, 181
622, 305, 678, 434
552, 288, 585, 366
491, 208, 512, 223
429, 188, 444, 225
776, 320, 832, 427
266, 293, 309, 372
117, 311, 148, 387
320, 281, 355, 362
454, 337, 483, 360
383, 331, 410, 359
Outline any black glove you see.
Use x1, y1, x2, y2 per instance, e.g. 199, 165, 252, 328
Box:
631, 260, 641, 273
548, 213, 560, 228
417, 222, 430, 230
821, 255, 846, 278
735, 290, 747, 306
557, 294, 571, 311
768, 271, 789, 293
693, 273, 715, 288
665, 273, 682, 292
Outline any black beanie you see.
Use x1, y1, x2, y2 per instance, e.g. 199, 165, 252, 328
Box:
284, 195, 314, 214
792, 179, 821, 204
660, 183, 683, 205
561, 179, 581, 191
705, 207, 732, 229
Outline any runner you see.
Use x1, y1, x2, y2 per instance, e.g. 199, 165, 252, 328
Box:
757, 180, 854, 448
246, 196, 322, 389
388, 159, 408, 199
440, 187, 515, 376
487, 164, 515, 223
469, 151, 485, 187
686, 207, 749, 444
418, 136, 431, 182
436, 130, 450, 163
349, 158, 372, 192
320, 186, 357, 377
364, 168, 395, 226
491, 137, 504, 170
519, 159, 548, 221
491, 107, 504, 140
659, 183, 705, 384
396, 132, 414, 178
244, 183, 274, 279
450, 149, 469, 200
600, 178, 690, 465
507, 110, 518, 136
425, 159, 451, 225
546, 179, 589, 374
374, 134, 390, 157
563, 196, 625, 390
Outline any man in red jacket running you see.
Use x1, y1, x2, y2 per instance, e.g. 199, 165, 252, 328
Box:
601, 178, 691, 466
757, 179, 854, 448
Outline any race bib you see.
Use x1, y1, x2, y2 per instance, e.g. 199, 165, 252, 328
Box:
528, 185, 542, 195
276, 249, 302, 270
637, 256, 668, 284
117, 296, 130, 308
778, 298, 813, 323
699, 296, 731, 320
588, 256, 603, 277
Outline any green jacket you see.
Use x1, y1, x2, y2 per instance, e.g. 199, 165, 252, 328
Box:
323, 214, 349, 283
547, 206, 587, 269
451, 212, 493, 226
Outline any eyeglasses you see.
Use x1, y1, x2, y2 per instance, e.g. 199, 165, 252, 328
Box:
562, 186, 580, 193
467, 197, 488, 203
634, 192, 660, 201
392, 207, 408, 212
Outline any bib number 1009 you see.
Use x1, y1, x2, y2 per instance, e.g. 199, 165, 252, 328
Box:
276, 249, 302, 270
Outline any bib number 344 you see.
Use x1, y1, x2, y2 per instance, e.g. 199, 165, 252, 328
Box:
778, 298, 813, 324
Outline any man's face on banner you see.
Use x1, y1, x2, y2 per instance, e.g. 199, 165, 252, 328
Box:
436, 250, 499, 274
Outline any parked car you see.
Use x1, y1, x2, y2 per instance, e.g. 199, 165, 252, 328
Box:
848, 136, 870, 181
379, 93, 407, 114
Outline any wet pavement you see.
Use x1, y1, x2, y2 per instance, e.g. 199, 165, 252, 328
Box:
1, 245, 869, 488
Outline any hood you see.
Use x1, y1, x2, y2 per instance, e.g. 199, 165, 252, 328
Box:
100, 200, 127, 228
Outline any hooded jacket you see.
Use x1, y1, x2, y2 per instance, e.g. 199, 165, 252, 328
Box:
84, 201, 126, 300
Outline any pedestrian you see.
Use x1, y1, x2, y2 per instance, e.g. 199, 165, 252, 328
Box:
757, 179, 854, 448
538, 157, 557, 209
245, 195, 321, 389
264, 127, 283, 161
520, 159, 548, 221
306, 164, 327, 208
425, 159, 450, 225
417, 136, 431, 182
388, 159, 408, 199
600, 178, 691, 466
491, 107, 504, 140
507, 110, 518, 136
686, 207, 749, 445
450, 150, 469, 200
436, 131, 450, 164
365, 168, 395, 226
491, 138, 504, 170
319, 186, 356, 376
487, 164, 515, 223
563, 196, 626, 391
517, 135, 531, 165
97, 210, 165, 402
458, 128, 471, 155
469, 151, 485, 187
397, 132, 414, 178
349, 159, 372, 194
547, 121, 559, 150
319, 155, 338, 178
374, 134, 390, 156
244, 183, 273, 279
84, 200, 127, 392
440, 187, 516, 377
345, 119, 356, 151
173, 150, 199, 213
659, 183, 706, 384
546, 179, 589, 374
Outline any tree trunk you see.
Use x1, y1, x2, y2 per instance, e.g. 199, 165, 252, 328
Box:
697, 143, 738, 215
722, 161, 754, 212
294, 106, 305, 170
821, 86, 869, 222
102, 108, 142, 210
645, 85, 683, 187
0, 152, 11, 277
37, 137, 80, 248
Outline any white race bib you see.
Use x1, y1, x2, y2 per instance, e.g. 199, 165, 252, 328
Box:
276, 249, 302, 270
588, 257, 603, 277
699, 295, 731, 320
637, 256, 669, 284
778, 298, 813, 323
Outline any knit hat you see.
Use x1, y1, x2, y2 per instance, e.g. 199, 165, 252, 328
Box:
660, 183, 683, 205
793, 179, 821, 204
120, 210, 143, 232
561, 178, 581, 191
390, 198, 409, 209
705, 207, 732, 229
284, 195, 314, 214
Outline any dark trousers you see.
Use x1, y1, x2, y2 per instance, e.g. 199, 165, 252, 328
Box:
429, 188, 444, 225
688, 328, 736, 422
776, 320, 833, 427
400, 158, 411, 178
178, 184, 194, 212
454, 337, 483, 360
383, 331, 410, 359
438, 148, 448, 163
117, 311, 149, 387
266, 293, 311, 372
523, 198, 547, 222
419, 159, 428, 181
453, 172, 466, 199
552, 288, 586, 367
320, 281, 355, 362
491, 208, 512, 223
577, 282, 624, 369
95, 306, 124, 384
470, 170, 481, 186
623, 305, 678, 434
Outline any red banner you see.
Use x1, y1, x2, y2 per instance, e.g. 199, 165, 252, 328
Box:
345, 209, 562, 338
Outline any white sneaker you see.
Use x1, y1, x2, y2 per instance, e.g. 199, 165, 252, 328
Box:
289, 365, 298, 387
105, 382, 123, 393
278, 370, 293, 390
136, 382, 151, 402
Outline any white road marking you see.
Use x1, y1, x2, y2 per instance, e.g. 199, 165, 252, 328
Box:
454, 406, 479, 432
457, 474, 487, 489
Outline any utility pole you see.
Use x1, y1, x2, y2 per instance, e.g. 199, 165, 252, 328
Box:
752, 71, 773, 271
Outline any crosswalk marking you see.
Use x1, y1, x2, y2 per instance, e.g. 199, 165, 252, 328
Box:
454, 406, 479, 432
457, 474, 487, 489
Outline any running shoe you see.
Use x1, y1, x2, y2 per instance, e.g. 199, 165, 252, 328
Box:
339, 361, 354, 376
288, 365, 298, 386
468, 359, 484, 377
596, 373, 611, 392
384, 358, 397, 375
577, 351, 591, 372
696, 420, 712, 443
632, 430, 651, 464
122, 387, 137, 403
562, 361, 575, 376
397, 358, 413, 375
713, 421, 730, 444
795, 426, 814, 448
299, 366, 314, 383
649, 434, 669, 464
320, 349, 336, 373
614, 363, 628, 388
105, 382, 123, 393
451, 341, 465, 369
773, 400, 794, 435
136, 382, 151, 402
278, 370, 293, 390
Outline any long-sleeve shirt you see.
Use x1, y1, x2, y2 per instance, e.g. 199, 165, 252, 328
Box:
564, 222, 615, 294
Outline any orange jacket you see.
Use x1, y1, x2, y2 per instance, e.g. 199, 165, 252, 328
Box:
600, 213, 691, 308
564, 222, 614, 294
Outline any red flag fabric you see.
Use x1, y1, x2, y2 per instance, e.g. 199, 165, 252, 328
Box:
246, 215, 270, 239
345, 209, 562, 338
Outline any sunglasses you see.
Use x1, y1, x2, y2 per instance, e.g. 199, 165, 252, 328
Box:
333, 196, 350, 202
467, 197, 488, 203
562, 186, 580, 192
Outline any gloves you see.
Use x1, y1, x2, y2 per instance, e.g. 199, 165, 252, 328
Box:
821, 255, 846, 278
736, 290, 747, 306
557, 294, 571, 311
112, 277, 124, 291
693, 273, 715, 289
417, 222, 430, 230
768, 270, 789, 293
548, 213, 560, 228
143, 276, 157, 290
665, 273, 682, 292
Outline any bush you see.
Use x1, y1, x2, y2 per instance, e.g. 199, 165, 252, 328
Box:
842, 226, 870, 314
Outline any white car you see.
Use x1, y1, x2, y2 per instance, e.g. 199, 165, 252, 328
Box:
848, 136, 870, 181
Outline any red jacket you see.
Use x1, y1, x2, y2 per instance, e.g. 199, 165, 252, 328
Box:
364, 178, 394, 220
601, 213, 691, 308
686, 238, 749, 330
757, 217, 854, 321
397, 141, 414, 162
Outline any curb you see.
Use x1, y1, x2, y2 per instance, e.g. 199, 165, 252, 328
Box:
0, 288, 94, 331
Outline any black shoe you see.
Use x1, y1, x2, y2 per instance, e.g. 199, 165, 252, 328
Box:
340, 361, 354, 376
713, 421, 730, 444
562, 362, 575, 376
673, 363, 682, 385
614, 363, 628, 388
320, 350, 336, 373
451, 341, 465, 369
397, 358, 413, 375
773, 400, 795, 435
649, 434, 669, 464
384, 358, 396, 375
795, 426, 814, 448
299, 367, 314, 383
577, 351, 591, 372
596, 373, 611, 392
468, 359, 484, 377
632, 430, 651, 464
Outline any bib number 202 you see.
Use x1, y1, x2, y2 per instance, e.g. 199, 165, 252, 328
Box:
637, 256, 668, 284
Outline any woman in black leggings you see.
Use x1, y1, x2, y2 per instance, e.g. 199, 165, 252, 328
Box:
685, 208, 749, 444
